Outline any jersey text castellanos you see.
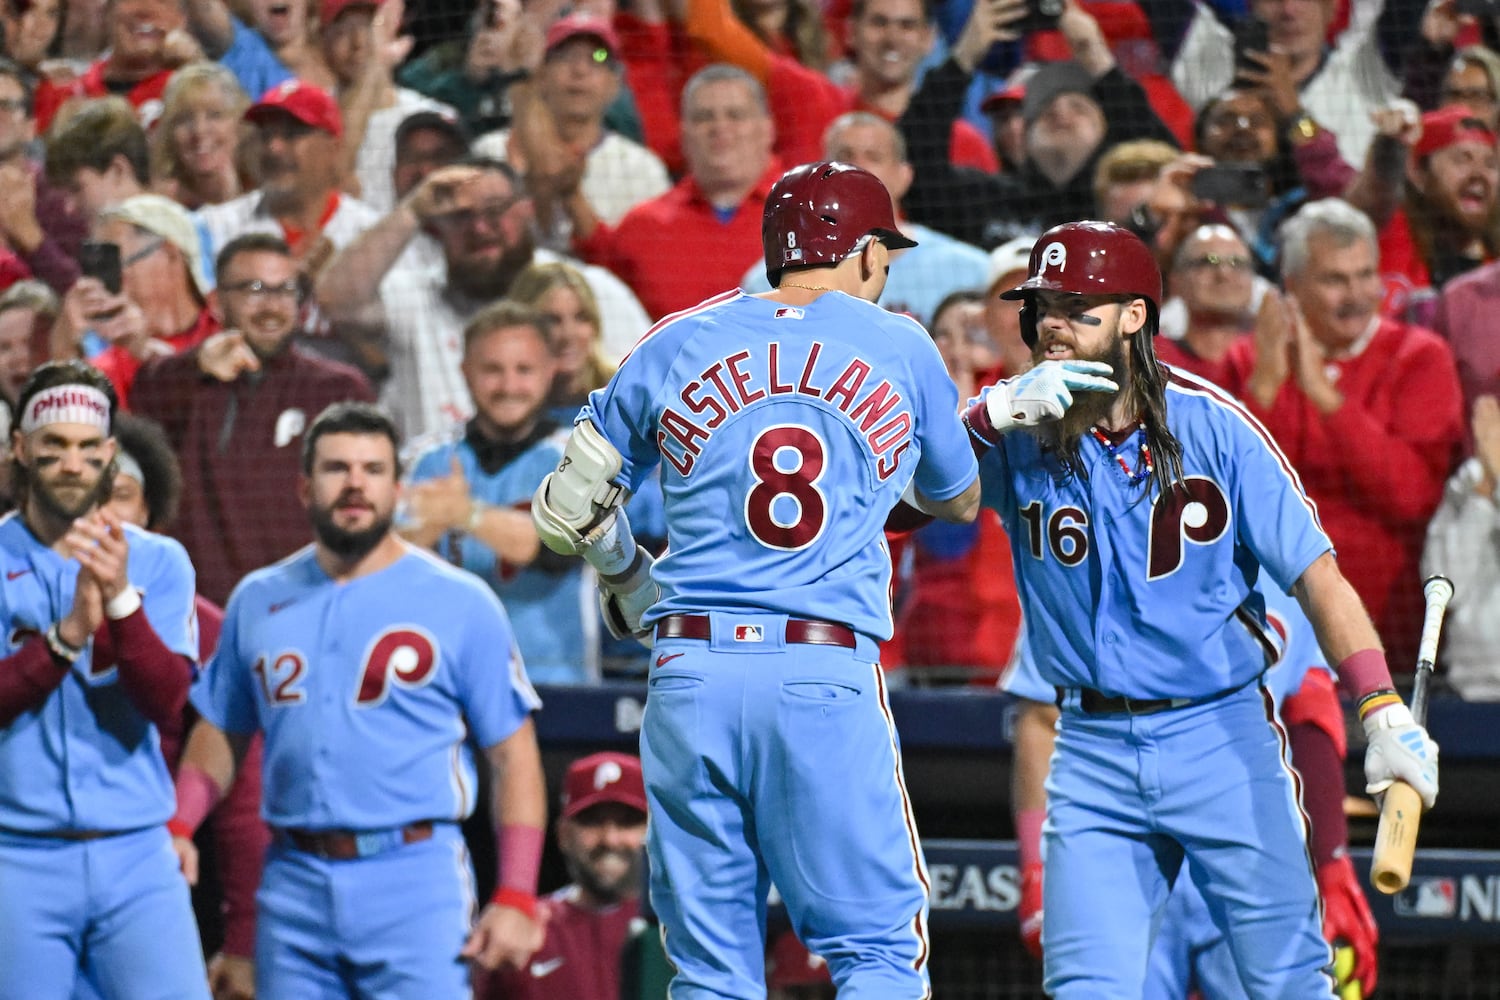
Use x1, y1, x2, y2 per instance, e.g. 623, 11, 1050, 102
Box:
584, 290, 977, 639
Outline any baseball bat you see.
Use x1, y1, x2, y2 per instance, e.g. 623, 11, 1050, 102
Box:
1369, 575, 1454, 895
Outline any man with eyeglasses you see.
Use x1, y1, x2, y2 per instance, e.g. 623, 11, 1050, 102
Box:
132, 232, 374, 605
1156, 223, 1261, 388
50, 194, 218, 408
315, 156, 649, 439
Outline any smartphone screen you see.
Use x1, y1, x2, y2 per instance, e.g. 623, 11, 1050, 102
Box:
1190, 164, 1270, 209
78, 240, 122, 295
1233, 18, 1271, 77
1019, 0, 1064, 33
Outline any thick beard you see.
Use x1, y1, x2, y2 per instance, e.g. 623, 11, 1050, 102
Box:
309, 503, 392, 561
1028, 333, 1128, 454
565, 847, 642, 906
19, 460, 114, 523
447, 230, 536, 300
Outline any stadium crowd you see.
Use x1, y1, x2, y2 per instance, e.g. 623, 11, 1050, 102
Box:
0, 0, 1494, 994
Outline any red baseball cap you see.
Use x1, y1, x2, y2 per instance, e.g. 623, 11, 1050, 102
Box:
981, 80, 1026, 114
767, 932, 833, 987
320, 0, 383, 28
246, 80, 343, 139
1415, 105, 1497, 161
544, 13, 620, 60
560, 752, 646, 819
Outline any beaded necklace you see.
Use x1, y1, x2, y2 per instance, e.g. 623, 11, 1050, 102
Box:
1089, 422, 1153, 487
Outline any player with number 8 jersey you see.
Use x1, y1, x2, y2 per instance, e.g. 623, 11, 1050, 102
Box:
531, 161, 981, 998
174, 402, 548, 999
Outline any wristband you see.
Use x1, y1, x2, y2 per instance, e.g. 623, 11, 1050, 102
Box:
171, 763, 225, 838
962, 398, 1000, 448
46, 622, 84, 664
106, 587, 142, 620
496, 823, 544, 895
489, 886, 538, 920
1356, 688, 1402, 723
1335, 648, 1393, 703
466, 502, 486, 534
1016, 808, 1045, 871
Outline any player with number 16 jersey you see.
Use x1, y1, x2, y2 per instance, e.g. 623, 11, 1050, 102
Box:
962, 220, 1438, 998
532, 161, 981, 998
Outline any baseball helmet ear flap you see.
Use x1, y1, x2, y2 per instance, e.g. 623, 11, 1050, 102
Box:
1019, 299, 1039, 347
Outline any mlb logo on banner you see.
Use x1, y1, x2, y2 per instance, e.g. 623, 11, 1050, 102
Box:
1393, 877, 1457, 918
733, 624, 764, 642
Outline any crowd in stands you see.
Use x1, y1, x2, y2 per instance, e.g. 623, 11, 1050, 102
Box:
0, 0, 1496, 705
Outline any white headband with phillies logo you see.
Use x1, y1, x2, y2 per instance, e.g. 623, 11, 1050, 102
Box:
19, 385, 112, 436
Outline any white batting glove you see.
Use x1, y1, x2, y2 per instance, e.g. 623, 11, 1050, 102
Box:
982, 361, 1118, 432
1362, 704, 1439, 809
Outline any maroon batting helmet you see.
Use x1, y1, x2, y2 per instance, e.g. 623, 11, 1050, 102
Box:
1000, 221, 1162, 346
762, 161, 917, 287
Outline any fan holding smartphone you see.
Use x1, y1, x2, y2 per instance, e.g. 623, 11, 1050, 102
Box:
53, 196, 217, 405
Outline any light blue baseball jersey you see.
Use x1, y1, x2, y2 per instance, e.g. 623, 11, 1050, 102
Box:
583, 289, 978, 639
192, 545, 540, 830
0, 513, 197, 833
740, 223, 992, 326
980, 369, 1331, 699
407, 425, 598, 685
1002, 581, 1332, 707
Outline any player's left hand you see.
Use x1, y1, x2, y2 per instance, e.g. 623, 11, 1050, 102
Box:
206, 951, 255, 1000
1362, 703, 1439, 809
1318, 854, 1378, 996
172, 833, 200, 885
65, 509, 131, 602
461, 901, 544, 970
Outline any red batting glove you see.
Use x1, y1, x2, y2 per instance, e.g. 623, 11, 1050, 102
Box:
1019, 861, 1044, 960
1318, 854, 1379, 996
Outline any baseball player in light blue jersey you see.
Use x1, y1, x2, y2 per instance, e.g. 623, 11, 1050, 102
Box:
0, 361, 208, 1000
959, 221, 1435, 998
1003, 581, 1379, 998
170, 402, 549, 999
404, 301, 600, 684
531, 161, 982, 999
